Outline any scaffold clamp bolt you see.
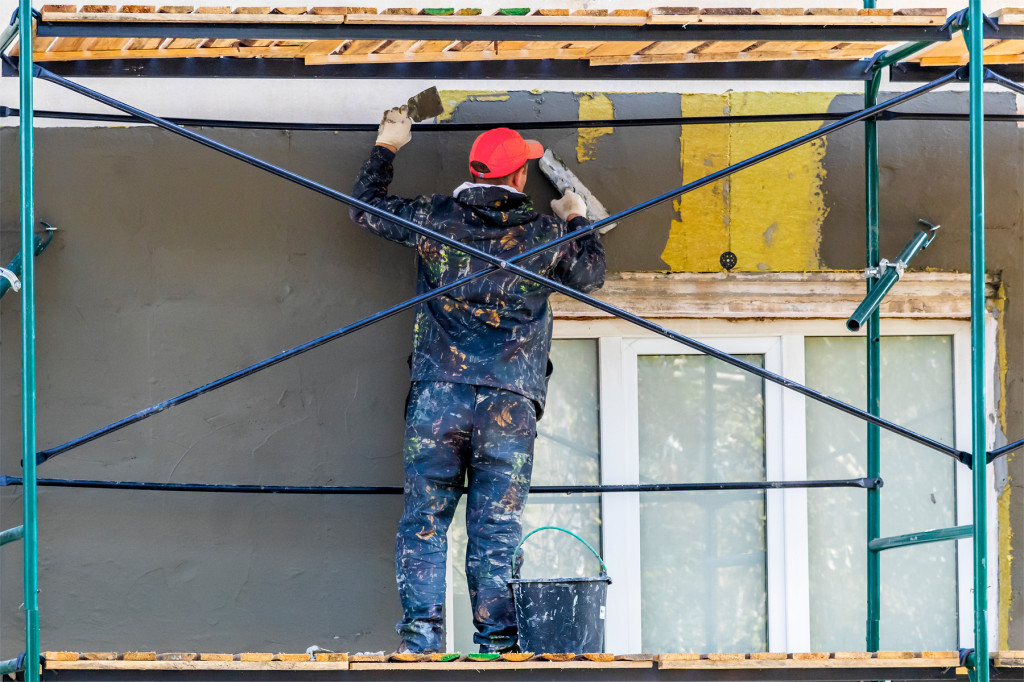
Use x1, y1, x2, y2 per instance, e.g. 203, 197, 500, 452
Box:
0, 268, 21, 293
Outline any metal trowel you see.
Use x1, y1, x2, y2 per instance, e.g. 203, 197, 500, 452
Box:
406, 86, 444, 122
539, 149, 617, 234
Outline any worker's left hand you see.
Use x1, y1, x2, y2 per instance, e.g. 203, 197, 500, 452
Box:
376, 105, 412, 152
551, 191, 587, 221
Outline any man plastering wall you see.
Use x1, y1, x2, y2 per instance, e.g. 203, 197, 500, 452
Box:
349, 106, 605, 653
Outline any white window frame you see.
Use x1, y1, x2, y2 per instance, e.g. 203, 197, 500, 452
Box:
601, 335, 795, 653
552, 317, 992, 653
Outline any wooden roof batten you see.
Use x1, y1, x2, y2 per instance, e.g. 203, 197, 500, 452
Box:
19, 5, 960, 72
10, 6, 1024, 79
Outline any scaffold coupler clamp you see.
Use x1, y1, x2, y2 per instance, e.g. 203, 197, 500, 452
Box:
942, 8, 995, 35
942, 8, 969, 33
0, 267, 21, 293
863, 258, 904, 281
863, 50, 887, 74
7, 6, 41, 25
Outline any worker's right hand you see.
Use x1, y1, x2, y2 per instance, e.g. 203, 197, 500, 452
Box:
551, 191, 587, 221
376, 105, 412, 152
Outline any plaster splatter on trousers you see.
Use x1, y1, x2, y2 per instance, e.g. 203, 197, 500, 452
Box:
395, 381, 536, 652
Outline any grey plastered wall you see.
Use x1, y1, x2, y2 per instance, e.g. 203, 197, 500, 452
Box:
820, 90, 1023, 648
0, 87, 1021, 654
0, 91, 682, 656
0, 126, 421, 655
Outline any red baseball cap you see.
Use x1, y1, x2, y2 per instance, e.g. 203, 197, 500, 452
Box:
468, 128, 544, 179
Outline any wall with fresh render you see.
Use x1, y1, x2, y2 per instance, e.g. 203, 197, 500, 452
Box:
446, 90, 1023, 655
0, 83, 1020, 654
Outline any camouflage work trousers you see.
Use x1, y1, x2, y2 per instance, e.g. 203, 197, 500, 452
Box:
395, 381, 537, 653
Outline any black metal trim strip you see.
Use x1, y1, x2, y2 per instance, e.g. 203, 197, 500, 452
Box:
35, 20, 954, 43
0, 475, 882, 495
3, 105, 1024, 130
6, 56, 878, 80
891, 63, 1024, 83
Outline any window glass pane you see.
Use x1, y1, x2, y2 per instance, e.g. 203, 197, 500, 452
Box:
449, 339, 601, 652
638, 354, 767, 653
805, 336, 957, 651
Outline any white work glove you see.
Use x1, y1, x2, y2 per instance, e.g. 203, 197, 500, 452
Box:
551, 191, 587, 221
376, 105, 412, 151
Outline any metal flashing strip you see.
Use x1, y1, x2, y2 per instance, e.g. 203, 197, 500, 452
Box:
4, 56, 878, 80
34, 19, 955, 43
891, 63, 1024, 81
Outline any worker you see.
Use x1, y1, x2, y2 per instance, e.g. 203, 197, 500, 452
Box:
350, 105, 606, 654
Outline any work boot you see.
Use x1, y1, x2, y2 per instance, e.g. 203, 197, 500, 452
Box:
390, 642, 441, 662
393, 642, 439, 655
478, 643, 519, 655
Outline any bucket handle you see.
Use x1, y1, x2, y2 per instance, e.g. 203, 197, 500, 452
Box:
512, 525, 608, 576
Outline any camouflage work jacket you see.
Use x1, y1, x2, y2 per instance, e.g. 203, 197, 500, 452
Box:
350, 145, 605, 413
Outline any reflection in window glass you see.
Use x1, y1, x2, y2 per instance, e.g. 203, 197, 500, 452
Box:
638, 354, 767, 653
450, 339, 601, 652
805, 336, 956, 651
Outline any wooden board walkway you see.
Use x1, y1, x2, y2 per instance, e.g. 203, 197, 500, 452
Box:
40, 650, 1024, 673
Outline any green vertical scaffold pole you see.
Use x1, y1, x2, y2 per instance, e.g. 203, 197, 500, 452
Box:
864, 70, 882, 653
863, 0, 882, 651
19, 1, 40, 680
967, 1, 988, 680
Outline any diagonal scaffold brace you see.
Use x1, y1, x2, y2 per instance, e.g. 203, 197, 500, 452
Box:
988, 438, 1023, 463
985, 67, 1024, 96
27, 64, 972, 469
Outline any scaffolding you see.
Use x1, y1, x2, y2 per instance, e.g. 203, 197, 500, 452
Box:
1, 3, 1022, 681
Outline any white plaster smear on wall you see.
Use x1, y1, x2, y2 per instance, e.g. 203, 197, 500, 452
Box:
0, 0, 1018, 125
